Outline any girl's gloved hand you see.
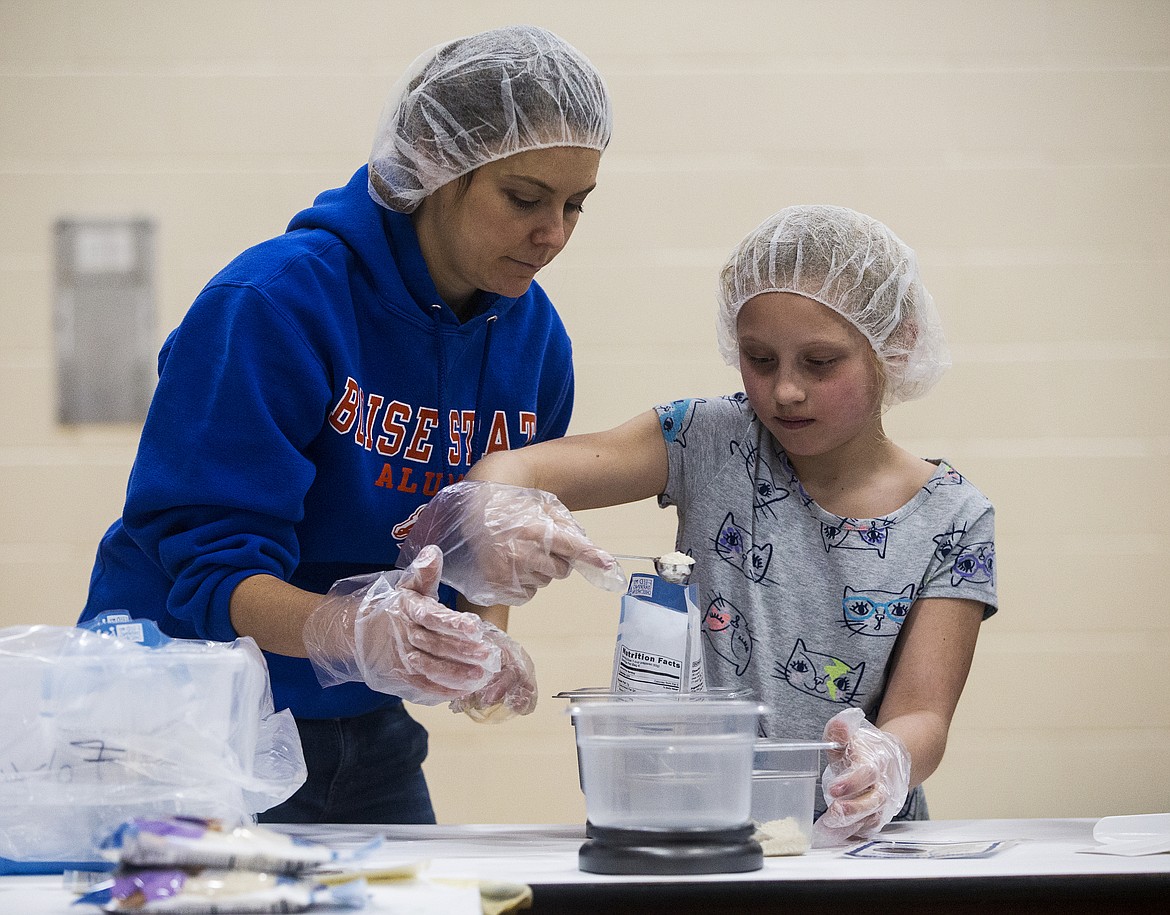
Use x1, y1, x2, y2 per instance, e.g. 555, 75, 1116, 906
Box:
397, 480, 626, 606
304, 545, 503, 705
812, 707, 912, 847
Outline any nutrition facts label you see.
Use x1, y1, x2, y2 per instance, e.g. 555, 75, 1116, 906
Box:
615, 643, 683, 692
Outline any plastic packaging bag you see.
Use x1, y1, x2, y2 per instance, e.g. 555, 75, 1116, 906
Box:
76, 868, 367, 913
610, 573, 706, 694
99, 816, 372, 875
0, 618, 306, 864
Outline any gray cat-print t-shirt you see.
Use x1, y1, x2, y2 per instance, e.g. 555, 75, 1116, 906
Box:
655, 394, 998, 819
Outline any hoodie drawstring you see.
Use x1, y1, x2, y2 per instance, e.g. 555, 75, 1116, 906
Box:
430, 305, 449, 476
471, 315, 498, 465
432, 308, 498, 474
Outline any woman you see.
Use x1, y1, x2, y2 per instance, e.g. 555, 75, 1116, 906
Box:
79, 25, 613, 824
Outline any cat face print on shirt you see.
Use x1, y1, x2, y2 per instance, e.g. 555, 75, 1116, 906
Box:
713, 512, 773, 583
952, 542, 995, 587
841, 584, 914, 636
655, 398, 704, 446
822, 518, 894, 558
703, 593, 754, 676
775, 639, 865, 705
730, 439, 790, 518
924, 463, 964, 491
933, 526, 966, 562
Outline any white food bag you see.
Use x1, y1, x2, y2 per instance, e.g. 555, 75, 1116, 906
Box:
610, 573, 706, 694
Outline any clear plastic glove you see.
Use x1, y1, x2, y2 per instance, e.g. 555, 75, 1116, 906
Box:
397, 480, 626, 606
303, 545, 503, 705
449, 622, 538, 724
812, 707, 912, 847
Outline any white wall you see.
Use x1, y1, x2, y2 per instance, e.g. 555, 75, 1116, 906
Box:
2, 0, 1167, 823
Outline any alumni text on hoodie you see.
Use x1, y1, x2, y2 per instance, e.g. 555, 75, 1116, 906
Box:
80, 166, 574, 718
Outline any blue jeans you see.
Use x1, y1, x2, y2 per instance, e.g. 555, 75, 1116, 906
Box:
258, 703, 436, 825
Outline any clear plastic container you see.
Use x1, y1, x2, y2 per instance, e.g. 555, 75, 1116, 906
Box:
570, 698, 765, 830
749, 738, 838, 854
0, 624, 303, 864
557, 687, 752, 794
555, 686, 751, 704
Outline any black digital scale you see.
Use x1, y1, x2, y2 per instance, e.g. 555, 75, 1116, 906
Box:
578, 822, 763, 875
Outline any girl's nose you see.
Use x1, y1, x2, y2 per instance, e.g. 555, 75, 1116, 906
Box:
773, 372, 806, 404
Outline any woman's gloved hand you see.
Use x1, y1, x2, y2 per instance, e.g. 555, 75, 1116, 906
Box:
303, 545, 503, 705
449, 622, 538, 723
397, 480, 626, 606
812, 707, 912, 847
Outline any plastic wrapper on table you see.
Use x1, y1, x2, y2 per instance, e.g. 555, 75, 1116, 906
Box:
75, 868, 367, 913
0, 623, 307, 865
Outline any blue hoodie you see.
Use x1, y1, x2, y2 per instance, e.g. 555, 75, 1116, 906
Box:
80, 166, 574, 719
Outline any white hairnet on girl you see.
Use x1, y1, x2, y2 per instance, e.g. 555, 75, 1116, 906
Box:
368, 24, 613, 213
716, 205, 950, 405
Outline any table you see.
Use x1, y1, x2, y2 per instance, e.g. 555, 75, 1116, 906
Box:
2, 818, 1167, 914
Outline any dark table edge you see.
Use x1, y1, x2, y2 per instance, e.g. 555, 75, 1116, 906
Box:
526, 871, 1170, 914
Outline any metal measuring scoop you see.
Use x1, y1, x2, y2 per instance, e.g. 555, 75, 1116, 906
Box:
611, 553, 695, 585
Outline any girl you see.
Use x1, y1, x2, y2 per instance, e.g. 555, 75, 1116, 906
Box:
403, 205, 998, 843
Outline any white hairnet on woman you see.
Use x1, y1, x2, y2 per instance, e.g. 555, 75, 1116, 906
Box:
369, 24, 613, 213
715, 205, 950, 406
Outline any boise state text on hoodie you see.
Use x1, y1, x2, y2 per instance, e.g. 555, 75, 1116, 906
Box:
80, 166, 574, 719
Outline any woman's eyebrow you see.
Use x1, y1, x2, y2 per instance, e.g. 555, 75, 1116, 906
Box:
505, 174, 597, 196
